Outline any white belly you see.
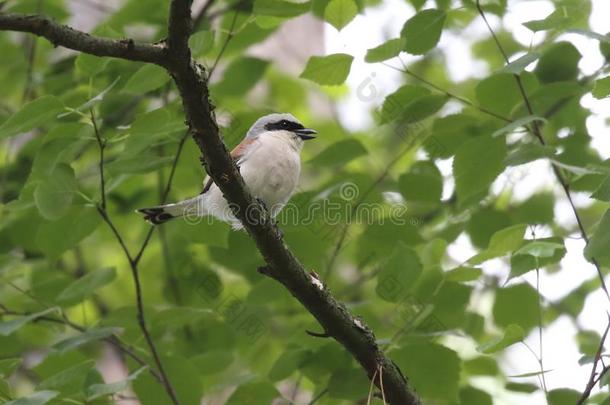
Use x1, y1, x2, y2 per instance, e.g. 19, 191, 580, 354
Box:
202, 132, 301, 227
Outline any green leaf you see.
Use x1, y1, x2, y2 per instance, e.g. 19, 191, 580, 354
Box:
53, 327, 120, 353
376, 242, 422, 302
33, 164, 77, 220
56, 267, 116, 305
499, 52, 540, 74
324, 0, 358, 31
477, 324, 524, 353
463, 357, 499, 376
493, 283, 539, 332
510, 238, 566, 279
399, 160, 443, 203
592, 76, 610, 99
327, 368, 369, 399
58, 77, 121, 118
365, 38, 405, 63
299, 53, 354, 85
584, 209, 610, 267
504, 143, 556, 166
87, 367, 147, 400
401, 9, 446, 55
446, 266, 482, 282
0, 358, 21, 378
122, 64, 170, 94
215, 57, 269, 96
268, 349, 309, 381
523, 9, 570, 32
189, 30, 215, 56
592, 175, 610, 201
253, 0, 310, 17
0, 96, 63, 139
307, 138, 366, 166
453, 136, 507, 207
75, 53, 111, 76
547, 389, 581, 405
475, 72, 538, 117
4, 391, 59, 405
393, 342, 460, 401
226, 381, 280, 404
379, 84, 430, 123
469, 224, 527, 264
460, 386, 492, 405
535, 41, 581, 83
36, 206, 102, 258
492, 115, 547, 138
38, 360, 94, 396
0, 308, 58, 336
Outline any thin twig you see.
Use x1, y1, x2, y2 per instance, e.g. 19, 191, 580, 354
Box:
90, 109, 106, 210
577, 315, 610, 405
208, 10, 238, 79
386, 59, 513, 124
93, 110, 180, 404
475, 0, 610, 302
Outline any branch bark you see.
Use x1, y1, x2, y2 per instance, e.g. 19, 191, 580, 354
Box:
0, 5, 421, 404
164, 1, 420, 404
0, 13, 167, 65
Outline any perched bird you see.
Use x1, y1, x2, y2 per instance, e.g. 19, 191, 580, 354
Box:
137, 113, 316, 228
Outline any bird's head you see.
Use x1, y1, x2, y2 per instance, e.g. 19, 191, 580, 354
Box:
246, 113, 317, 142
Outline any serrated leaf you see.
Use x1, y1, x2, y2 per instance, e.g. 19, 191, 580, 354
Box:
38, 360, 94, 396
33, 164, 77, 220
523, 9, 570, 32
399, 160, 443, 203
299, 53, 353, 85
401, 9, 446, 55
324, 0, 357, 30
56, 267, 116, 305
477, 324, 524, 353
592, 175, 610, 201
53, 327, 121, 353
0, 308, 59, 336
365, 38, 405, 63
122, 64, 170, 94
499, 53, 540, 74
0, 96, 64, 139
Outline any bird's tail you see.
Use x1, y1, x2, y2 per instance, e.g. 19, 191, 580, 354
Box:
136, 196, 202, 225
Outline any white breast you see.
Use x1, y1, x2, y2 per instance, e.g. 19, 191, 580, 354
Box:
240, 131, 302, 215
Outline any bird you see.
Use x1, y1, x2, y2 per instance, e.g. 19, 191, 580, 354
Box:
136, 113, 316, 229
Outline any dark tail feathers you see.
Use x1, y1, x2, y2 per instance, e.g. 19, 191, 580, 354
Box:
136, 207, 176, 225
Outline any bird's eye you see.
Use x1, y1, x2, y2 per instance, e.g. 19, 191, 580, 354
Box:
281, 120, 288, 126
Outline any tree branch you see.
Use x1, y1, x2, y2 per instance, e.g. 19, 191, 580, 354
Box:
164, 1, 420, 403
1, 4, 421, 403
0, 13, 167, 65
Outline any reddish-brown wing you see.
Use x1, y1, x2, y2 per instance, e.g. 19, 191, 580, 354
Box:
201, 137, 257, 194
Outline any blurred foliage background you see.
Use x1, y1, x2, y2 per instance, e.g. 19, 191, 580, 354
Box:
1, 0, 610, 404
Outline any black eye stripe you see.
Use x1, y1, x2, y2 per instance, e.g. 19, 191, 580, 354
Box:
264, 120, 305, 132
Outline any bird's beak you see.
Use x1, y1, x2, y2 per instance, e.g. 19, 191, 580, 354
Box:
295, 128, 317, 140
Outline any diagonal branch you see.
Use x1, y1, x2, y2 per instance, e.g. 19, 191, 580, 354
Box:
164, 1, 420, 403
0, 13, 167, 65
1, 4, 421, 404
